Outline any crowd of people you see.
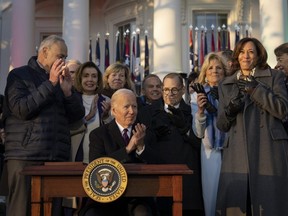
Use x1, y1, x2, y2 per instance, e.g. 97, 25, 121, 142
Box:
0, 34, 287, 216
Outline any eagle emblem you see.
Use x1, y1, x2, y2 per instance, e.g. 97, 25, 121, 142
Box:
95, 168, 116, 192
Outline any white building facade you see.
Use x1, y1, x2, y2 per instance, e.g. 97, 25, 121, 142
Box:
0, 0, 287, 94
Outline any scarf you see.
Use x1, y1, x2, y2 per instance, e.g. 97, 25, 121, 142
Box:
206, 87, 226, 150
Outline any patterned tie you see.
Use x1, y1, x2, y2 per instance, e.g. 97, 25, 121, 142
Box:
122, 128, 130, 145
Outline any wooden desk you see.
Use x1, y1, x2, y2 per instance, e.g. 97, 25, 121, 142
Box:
22, 162, 193, 216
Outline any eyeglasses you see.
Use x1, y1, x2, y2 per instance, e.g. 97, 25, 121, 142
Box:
163, 87, 182, 95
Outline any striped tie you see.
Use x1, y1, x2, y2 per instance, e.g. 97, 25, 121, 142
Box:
122, 128, 130, 145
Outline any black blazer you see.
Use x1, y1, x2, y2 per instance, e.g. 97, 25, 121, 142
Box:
89, 119, 159, 164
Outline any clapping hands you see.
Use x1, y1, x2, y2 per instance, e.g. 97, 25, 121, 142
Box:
192, 83, 217, 113
237, 75, 259, 94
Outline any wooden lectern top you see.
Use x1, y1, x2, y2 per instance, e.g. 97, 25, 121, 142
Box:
22, 162, 193, 176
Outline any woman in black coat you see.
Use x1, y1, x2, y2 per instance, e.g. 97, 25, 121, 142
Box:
216, 37, 288, 216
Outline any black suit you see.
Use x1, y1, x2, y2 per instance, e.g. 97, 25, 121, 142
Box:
89, 119, 160, 164
137, 98, 204, 212
84, 120, 157, 216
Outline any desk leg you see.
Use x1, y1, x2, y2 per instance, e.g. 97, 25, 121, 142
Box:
31, 176, 41, 216
44, 200, 52, 216
172, 175, 182, 216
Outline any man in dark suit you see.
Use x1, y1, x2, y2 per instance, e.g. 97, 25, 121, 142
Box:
82, 88, 157, 216
137, 72, 204, 216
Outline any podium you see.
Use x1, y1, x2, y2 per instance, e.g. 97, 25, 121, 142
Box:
22, 162, 193, 216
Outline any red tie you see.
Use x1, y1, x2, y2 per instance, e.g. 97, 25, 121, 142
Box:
122, 128, 130, 145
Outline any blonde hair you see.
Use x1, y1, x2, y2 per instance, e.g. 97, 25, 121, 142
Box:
103, 63, 134, 90
198, 52, 227, 85
66, 59, 81, 67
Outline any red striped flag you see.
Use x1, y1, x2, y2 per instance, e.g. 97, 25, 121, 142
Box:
211, 25, 215, 52
194, 27, 199, 71
217, 27, 221, 51
200, 28, 204, 66
189, 25, 194, 72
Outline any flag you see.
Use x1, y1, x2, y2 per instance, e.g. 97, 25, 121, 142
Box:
227, 28, 231, 50
200, 29, 204, 66
89, 39, 92, 61
124, 32, 130, 66
235, 26, 240, 46
211, 29, 215, 52
222, 29, 226, 51
95, 36, 100, 67
115, 32, 120, 63
217, 27, 221, 51
131, 34, 136, 81
204, 29, 208, 56
134, 30, 141, 95
194, 27, 199, 71
144, 32, 149, 77
135, 32, 141, 82
189, 26, 194, 73
245, 25, 249, 37
122, 33, 126, 63
105, 35, 110, 69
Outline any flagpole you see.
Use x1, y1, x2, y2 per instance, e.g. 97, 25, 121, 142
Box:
189, 25, 194, 73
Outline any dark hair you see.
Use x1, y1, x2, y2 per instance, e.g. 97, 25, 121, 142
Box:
220, 49, 233, 62
274, 43, 288, 57
142, 74, 162, 89
187, 72, 199, 84
231, 37, 269, 74
74, 61, 103, 94
163, 73, 184, 87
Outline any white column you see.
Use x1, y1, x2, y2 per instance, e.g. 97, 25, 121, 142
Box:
259, 0, 287, 67
10, 0, 35, 69
63, 0, 89, 63
153, 0, 182, 80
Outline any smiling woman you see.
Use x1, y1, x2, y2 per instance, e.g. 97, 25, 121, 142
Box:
72, 61, 111, 164
216, 37, 288, 216
190, 52, 227, 216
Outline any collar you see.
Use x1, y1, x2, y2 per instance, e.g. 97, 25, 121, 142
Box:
36, 59, 49, 74
115, 121, 132, 134
164, 103, 180, 113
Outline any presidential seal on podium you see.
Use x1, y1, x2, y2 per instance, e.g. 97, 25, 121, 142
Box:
82, 157, 128, 203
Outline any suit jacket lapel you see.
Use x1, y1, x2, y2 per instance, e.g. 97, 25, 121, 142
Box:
108, 120, 127, 147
